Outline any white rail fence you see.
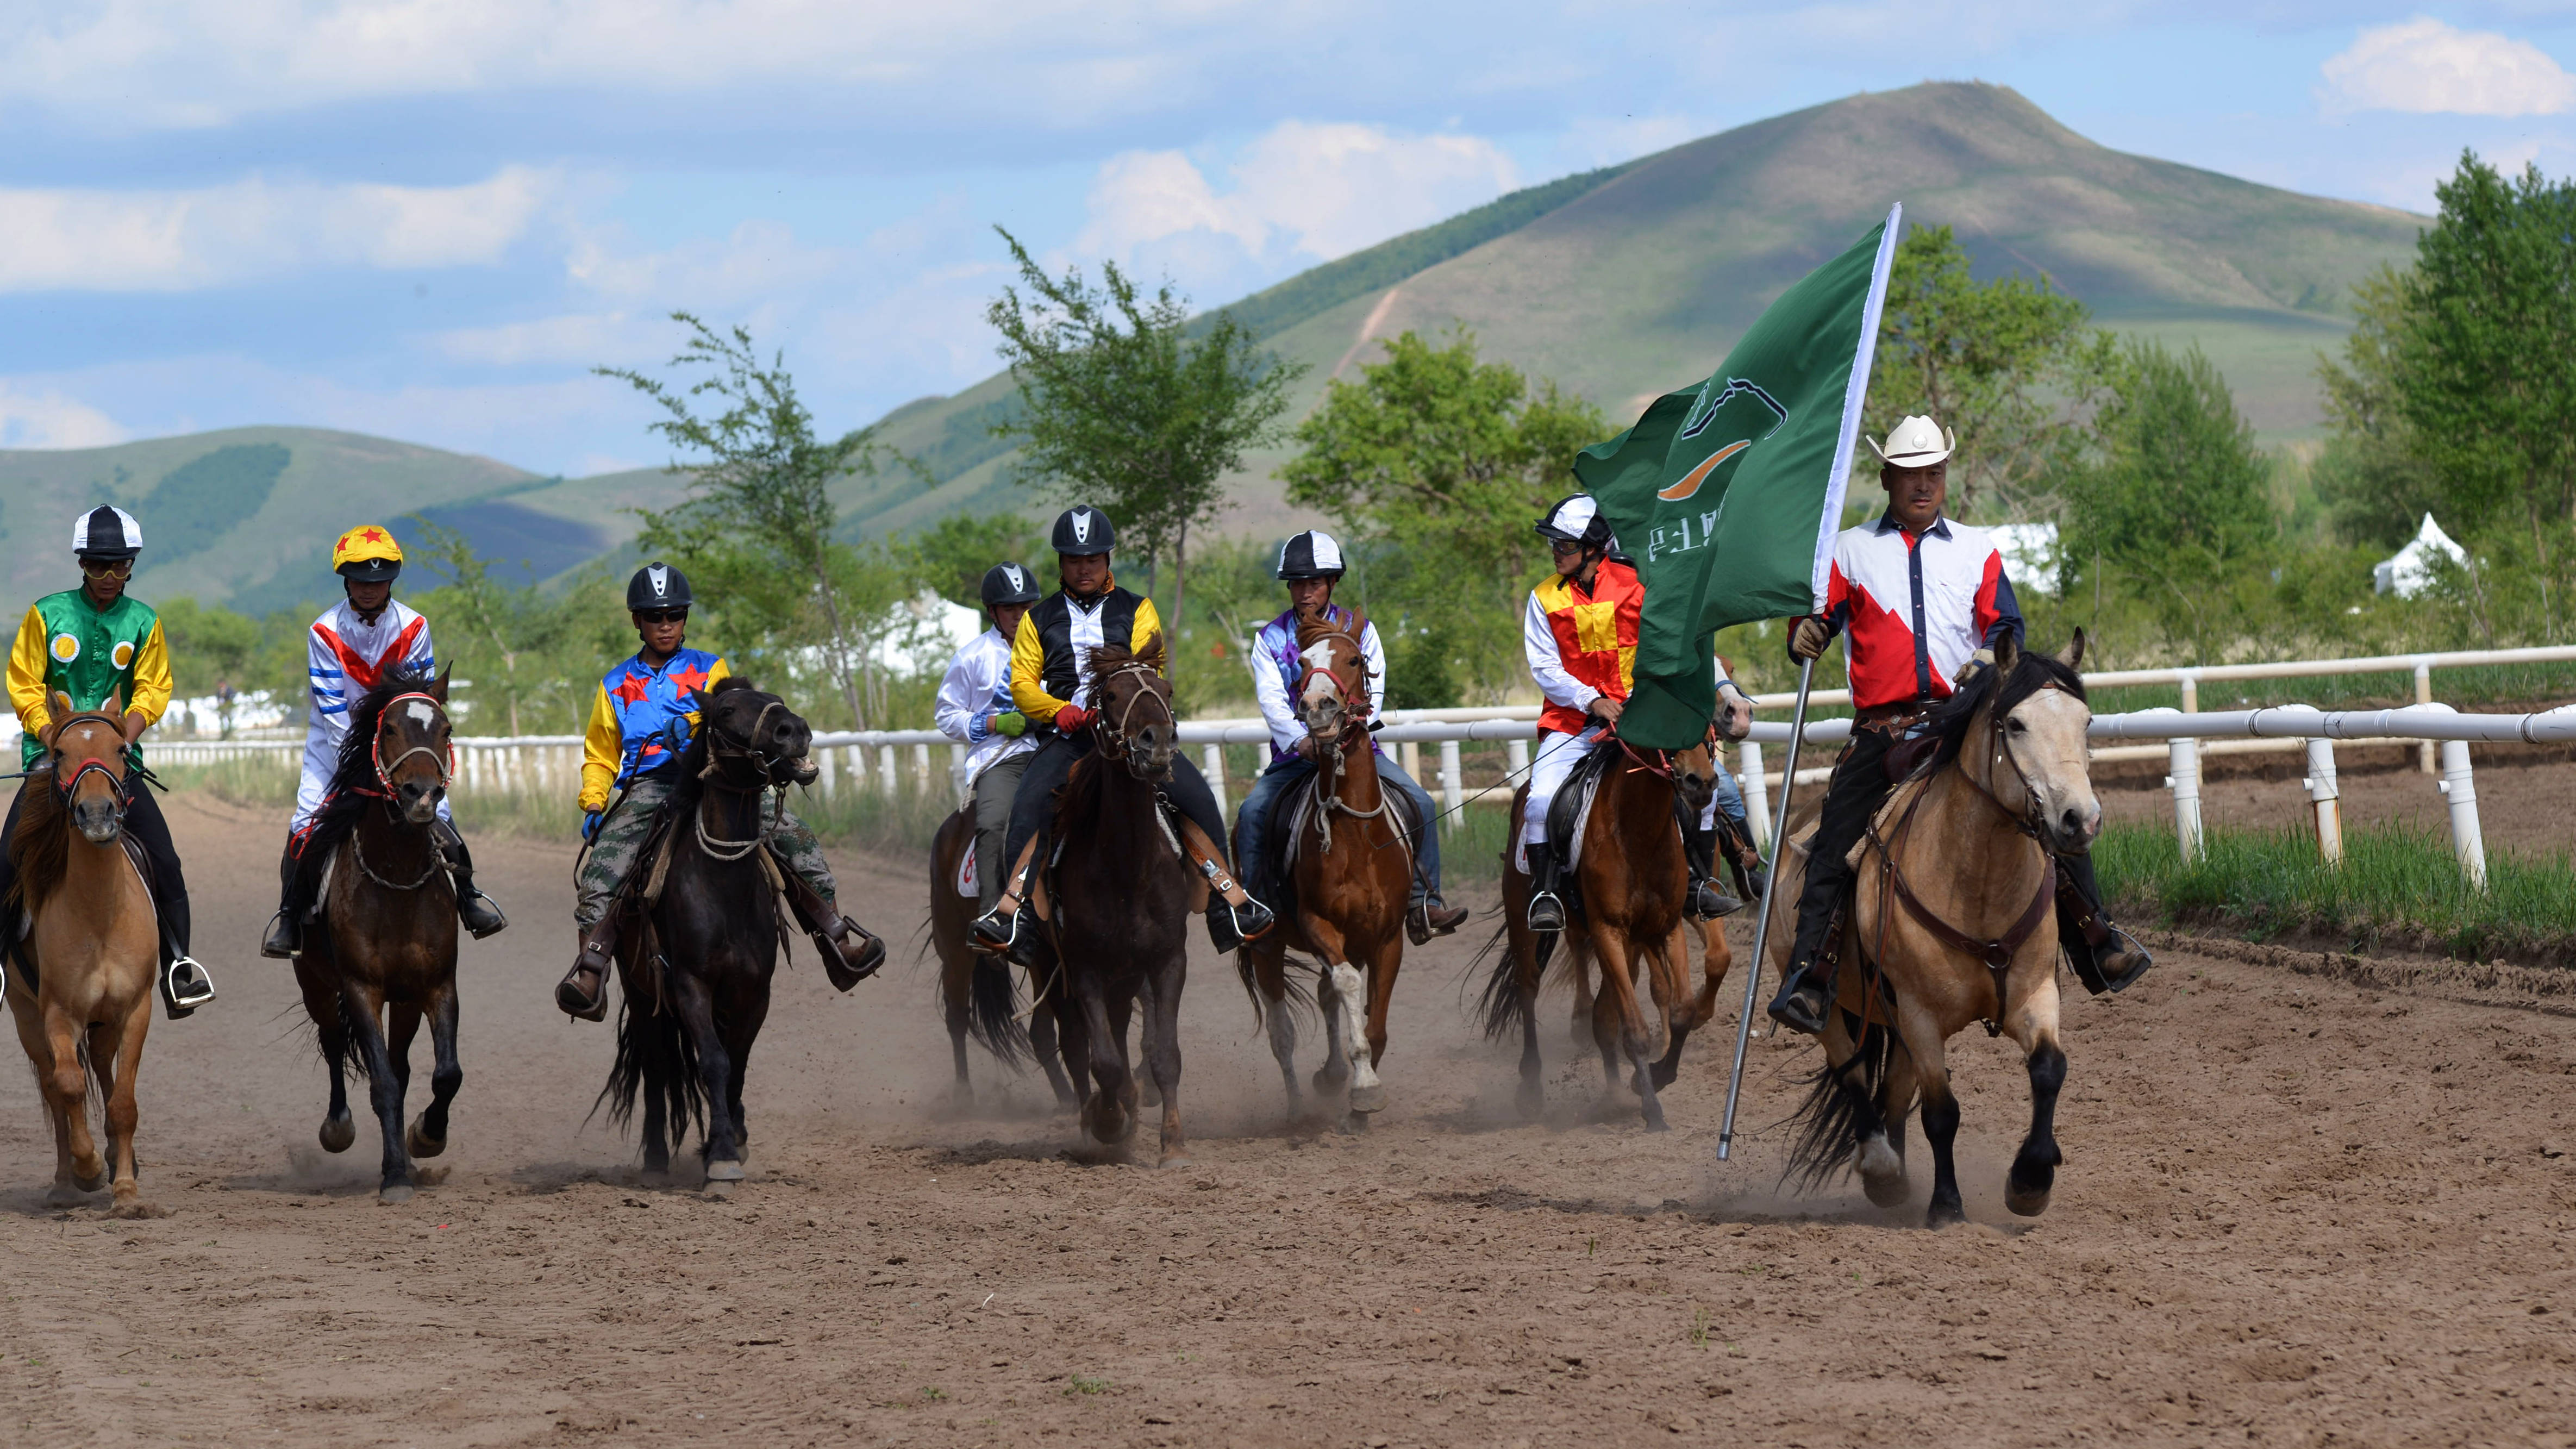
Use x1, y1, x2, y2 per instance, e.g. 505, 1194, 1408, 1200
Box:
141, 644, 2576, 891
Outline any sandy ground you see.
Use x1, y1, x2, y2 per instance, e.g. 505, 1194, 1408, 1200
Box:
3, 790, 2574, 1447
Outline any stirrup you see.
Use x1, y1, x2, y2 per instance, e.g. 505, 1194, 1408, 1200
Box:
817, 916, 885, 991
1526, 889, 1567, 934
163, 955, 215, 1019
1687, 876, 1743, 921
971, 899, 1026, 952
1408, 898, 1468, 945
2079, 930, 2154, 996
260, 909, 299, 960
557, 946, 612, 1022
458, 889, 508, 940
1205, 896, 1273, 954
1766, 967, 1830, 1036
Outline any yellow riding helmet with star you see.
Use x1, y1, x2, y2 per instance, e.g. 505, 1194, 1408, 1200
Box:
332, 524, 403, 584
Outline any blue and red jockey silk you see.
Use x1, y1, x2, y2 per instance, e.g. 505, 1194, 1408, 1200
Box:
578, 647, 731, 809
1813, 513, 2022, 711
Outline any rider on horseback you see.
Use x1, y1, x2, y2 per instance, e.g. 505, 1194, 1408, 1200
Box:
0, 507, 214, 1018
1521, 495, 1753, 933
260, 524, 508, 959
971, 506, 1272, 961
554, 562, 884, 1021
1766, 416, 2153, 1036
1231, 530, 1467, 944
935, 561, 1044, 920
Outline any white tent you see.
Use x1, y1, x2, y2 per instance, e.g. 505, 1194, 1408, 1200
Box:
2373, 514, 2467, 599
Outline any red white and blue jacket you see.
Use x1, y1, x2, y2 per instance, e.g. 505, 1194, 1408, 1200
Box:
1808, 513, 2022, 711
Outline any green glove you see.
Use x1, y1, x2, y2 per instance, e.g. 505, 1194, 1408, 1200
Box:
992, 710, 1027, 738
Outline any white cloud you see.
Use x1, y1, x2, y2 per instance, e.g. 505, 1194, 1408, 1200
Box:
0, 167, 559, 293
0, 384, 128, 449
1076, 120, 1521, 285
2322, 18, 2576, 116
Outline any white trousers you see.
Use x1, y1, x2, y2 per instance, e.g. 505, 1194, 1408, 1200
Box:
1521, 727, 1601, 845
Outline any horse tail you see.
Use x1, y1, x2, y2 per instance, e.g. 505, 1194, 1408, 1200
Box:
965, 953, 1031, 1068
1471, 920, 1528, 1042
1781, 995, 1899, 1194
1235, 947, 1317, 1028
593, 995, 704, 1148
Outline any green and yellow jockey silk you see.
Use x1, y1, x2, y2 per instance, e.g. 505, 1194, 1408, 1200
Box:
14, 590, 162, 769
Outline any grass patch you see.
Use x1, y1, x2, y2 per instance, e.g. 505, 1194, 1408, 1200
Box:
2098, 819, 2576, 966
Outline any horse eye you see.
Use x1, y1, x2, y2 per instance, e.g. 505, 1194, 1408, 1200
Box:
2007, 717, 2028, 733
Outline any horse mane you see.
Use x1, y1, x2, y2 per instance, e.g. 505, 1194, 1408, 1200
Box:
1917, 642, 2089, 777
1292, 608, 1368, 653
1085, 630, 1168, 679
6, 767, 71, 916
297, 669, 442, 869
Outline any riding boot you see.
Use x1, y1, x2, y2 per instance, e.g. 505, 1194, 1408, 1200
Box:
1766, 896, 1848, 1036
2055, 858, 2154, 995
432, 819, 509, 940
159, 919, 214, 1021
1177, 816, 1272, 953
1683, 822, 1743, 920
1406, 894, 1471, 946
557, 915, 618, 1021
1525, 843, 1567, 934
971, 835, 1046, 966
261, 845, 303, 959
772, 854, 885, 991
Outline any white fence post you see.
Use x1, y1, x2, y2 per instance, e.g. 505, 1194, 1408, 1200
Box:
878, 745, 897, 797
1437, 739, 1462, 830
2303, 737, 2342, 866
1739, 740, 1771, 854
1399, 739, 1422, 796
912, 742, 931, 792
951, 744, 970, 806
1505, 738, 1529, 780
2436, 729, 2486, 891
1202, 743, 1228, 820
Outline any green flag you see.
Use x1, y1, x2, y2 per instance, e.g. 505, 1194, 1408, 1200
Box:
1576, 205, 1900, 748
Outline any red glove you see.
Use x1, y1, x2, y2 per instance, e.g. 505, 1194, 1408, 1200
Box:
1051, 704, 1091, 734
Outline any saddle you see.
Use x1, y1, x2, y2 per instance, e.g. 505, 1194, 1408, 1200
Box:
1259, 757, 1425, 922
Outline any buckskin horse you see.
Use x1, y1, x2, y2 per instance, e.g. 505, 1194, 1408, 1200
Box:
1238, 613, 1415, 1125
4, 692, 161, 1214
289, 669, 467, 1203
1775, 633, 2095, 1226
596, 677, 817, 1192
1478, 728, 1726, 1129
1023, 635, 1196, 1166
927, 805, 1077, 1109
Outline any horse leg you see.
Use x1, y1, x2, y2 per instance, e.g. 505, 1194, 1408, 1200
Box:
1653, 921, 1724, 1090
1305, 922, 1355, 1103
1134, 975, 1161, 1111
387, 1001, 422, 1136
1568, 947, 1596, 1047
1249, 940, 1301, 1109
724, 979, 767, 1158
1892, 1001, 1964, 1226
639, 1010, 673, 1181
1513, 940, 1546, 1122
1816, 1008, 1905, 1209
1586, 925, 1667, 1131
942, 951, 973, 1106
1148, 953, 1190, 1168
295, 953, 357, 1153
670, 977, 743, 1183
408, 985, 462, 1160
2003, 959, 2068, 1217
1350, 934, 1399, 1117
339, 982, 415, 1203
1072, 975, 1132, 1150
18, 997, 97, 1203
1030, 997, 1078, 1109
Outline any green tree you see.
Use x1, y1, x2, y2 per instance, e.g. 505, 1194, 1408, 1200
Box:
985, 228, 1308, 642
2313, 264, 2446, 548
1866, 223, 2115, 521
154, 597, 261, 703
905, 511, 1045, 609
601, 314, 919, 729
1280, 329, 1605, 697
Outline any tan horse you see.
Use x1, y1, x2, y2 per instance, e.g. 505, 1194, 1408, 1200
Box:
1239, 614, 1414, 1125
4, 692, 160, 1214
1772, 633, 2097, 1226
928, 804, 1077, 1109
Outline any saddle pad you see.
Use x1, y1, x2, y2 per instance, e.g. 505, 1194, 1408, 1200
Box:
1543, 734, 1617, 871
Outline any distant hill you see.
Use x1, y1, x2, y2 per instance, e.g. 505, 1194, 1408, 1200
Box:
0, 83, 2426, 610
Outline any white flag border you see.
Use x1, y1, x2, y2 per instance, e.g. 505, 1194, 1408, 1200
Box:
1808, 203, 1904, 613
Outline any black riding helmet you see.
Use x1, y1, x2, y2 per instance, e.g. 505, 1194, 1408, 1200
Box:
1273, 529, 1347, 580
980, 561, 1042, 609
1050, 506, 1115, 557
627, 561, 693, 613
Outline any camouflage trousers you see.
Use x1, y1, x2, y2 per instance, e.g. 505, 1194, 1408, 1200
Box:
573, 772, 836, 929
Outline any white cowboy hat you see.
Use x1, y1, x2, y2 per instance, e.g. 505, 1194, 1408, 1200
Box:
1867, 415, 1955, 467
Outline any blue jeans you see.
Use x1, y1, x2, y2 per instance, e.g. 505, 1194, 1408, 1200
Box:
1702, 758, 1750, 837
1233, 751, 1445, 905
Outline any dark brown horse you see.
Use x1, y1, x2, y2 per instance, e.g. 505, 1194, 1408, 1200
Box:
1026, 634, 1196, 1165
597, 677, 815, 1193
1239, 614, 1413, 1125
928, 804, 1076, 1108
1479, 732, 1721, 1129
289, 669, 466, 1203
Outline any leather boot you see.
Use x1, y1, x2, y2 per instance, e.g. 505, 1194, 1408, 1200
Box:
260, 907, 301, 960
433, 820, 509, 939
1525, 844, 1566, 934
771, 853, 885, 991
558, 916, 617, 1021
1767, 902, 1844, 1036
159, 920, 213, 1020
1177, 816, 1272, 953
2056, 865, 2153, 994
972, 837, 1043, 963
1407, 896, 1471, 945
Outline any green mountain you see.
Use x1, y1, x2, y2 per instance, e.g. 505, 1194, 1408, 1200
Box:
0, 83, 2424, 612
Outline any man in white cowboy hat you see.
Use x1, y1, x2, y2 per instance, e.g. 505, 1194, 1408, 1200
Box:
1765, 415, 2152, 1036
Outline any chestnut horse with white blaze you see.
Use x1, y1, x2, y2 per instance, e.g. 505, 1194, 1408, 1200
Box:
4, 691, 160, 1213
1239, 614, 1414, 1123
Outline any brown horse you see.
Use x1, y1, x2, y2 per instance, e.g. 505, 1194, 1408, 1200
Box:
1026, 635, 1196, 1165
1239, 614, 1414, 1124
1775, 634, 2096, 1226
4, 691, 160, 1213
1481, 730, 1722, 1129
928, 804, 1076, 1108
289, 669, 464, 1204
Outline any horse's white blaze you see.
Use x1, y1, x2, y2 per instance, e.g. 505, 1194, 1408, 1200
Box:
401, 698, 441, 732
1328, 961, 1377, 1092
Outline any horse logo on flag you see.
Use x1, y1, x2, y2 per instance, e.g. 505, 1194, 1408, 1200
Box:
1658, 378, 1789, 502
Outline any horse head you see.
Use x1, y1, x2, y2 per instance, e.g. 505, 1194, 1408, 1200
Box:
375, 667, 455, 825
1986, 631, 2099, 855
1090, 633, 1177, 782
1672, 729, 1722, 820
44, 689, 128, 845
1292, 614, 1372, 748
691, 677, 816, 790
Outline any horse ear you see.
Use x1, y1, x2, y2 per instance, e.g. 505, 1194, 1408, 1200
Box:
432, 663, 452, 703
1993, 633, 2019, 675
688, 688, 713, 716
42, 690, 72, 745
102, 688, 123, 719
2058, 628, 2086, 672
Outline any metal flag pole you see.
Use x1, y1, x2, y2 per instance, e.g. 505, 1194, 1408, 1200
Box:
1716, 653, 1816, 1161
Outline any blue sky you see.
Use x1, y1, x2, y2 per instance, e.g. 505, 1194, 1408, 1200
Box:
2, 1, 2572, 476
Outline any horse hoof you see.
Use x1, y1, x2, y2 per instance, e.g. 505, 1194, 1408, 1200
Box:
1640, 1109, 1670, 1134
45, 1183, 89, 1208
109, 1198, 162, 1220
1856, 1140, 1910, 1207
704, 1159, 747, 1183
73, 1168, 109, 1194
405, 1116, 447, 1159
414, 1165, 452, 1187
318, 1115, 356, 1154
703, 1179, 737, 1200
1157, 1152, 1195, 1170
1347, 1083, 1386, 1115
1925, 1199, 1966, 1228
379, 1183, 415, 1206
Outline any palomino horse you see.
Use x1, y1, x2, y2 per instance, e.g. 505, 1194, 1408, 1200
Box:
1239, 613, 1413, 1125
4, 692, 159, 1213
289, 669, 464, 1204
927, 804, 1077, 1108
1027, 635, 1196, 1165
1480, 730, 1727, 1129
598, 677, 816, 1192
1776, 633, 2096, 1226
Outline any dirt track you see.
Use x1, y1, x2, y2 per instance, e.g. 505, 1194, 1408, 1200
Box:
4, 791, 2574, 1447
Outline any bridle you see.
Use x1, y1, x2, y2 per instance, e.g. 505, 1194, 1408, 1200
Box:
1092, 657, 1175, 770
692, 694, 803, 861
1959, 682, 2073, 842
372, 691, 455, 797
1292, 628, 1398, 853
49, 711, 130, 809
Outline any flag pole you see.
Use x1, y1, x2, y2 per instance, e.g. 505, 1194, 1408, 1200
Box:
1716, 653, 1814, 1161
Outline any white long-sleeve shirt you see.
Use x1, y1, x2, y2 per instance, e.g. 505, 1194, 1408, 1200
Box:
295, 597, 443, 831
1522, 590, 1599, 714
935, 628, 1037, 783
1249, 605, 1386, 758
